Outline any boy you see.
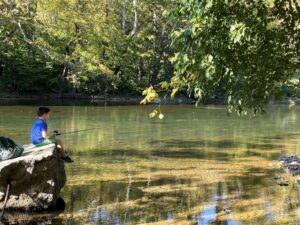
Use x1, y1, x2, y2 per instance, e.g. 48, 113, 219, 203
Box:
30, 106, 73, 163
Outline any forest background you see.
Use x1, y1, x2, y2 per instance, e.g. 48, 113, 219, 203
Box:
0, 0, 299, 113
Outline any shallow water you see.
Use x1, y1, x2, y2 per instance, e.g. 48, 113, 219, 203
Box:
1, 104, 300, 224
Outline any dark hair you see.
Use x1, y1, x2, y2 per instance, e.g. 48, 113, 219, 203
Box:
37, 107, 50, 117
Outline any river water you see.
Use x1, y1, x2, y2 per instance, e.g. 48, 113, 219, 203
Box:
1, 103, 300, 224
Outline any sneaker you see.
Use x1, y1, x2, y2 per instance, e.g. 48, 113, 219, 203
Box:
62, 155, 74, 163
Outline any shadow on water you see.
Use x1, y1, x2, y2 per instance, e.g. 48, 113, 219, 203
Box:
75, 148, 152, 160
0, 197, 66, 225
191, 166, 280, 225
62, 133, 289, 224
151, 148, 230, 160
149, 139, 282, 160
1, 211, 64, 225
149, 138, 283, 149
61, 164, 278, 224
75, 136, 282, 163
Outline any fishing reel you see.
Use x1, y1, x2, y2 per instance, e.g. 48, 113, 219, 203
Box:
53, 130, 61, 136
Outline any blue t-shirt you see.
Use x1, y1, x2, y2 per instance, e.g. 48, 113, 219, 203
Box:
30, 118, 47, 144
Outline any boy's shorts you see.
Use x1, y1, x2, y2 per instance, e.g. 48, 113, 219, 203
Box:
34, 138, 57, 147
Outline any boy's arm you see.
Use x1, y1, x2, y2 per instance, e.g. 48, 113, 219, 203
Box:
41, 122, 54, 139
42, 131, 55, 139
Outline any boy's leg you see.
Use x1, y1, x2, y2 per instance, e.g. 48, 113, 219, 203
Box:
55, 139, 67, 157
55, 139, 73, 162
35, 138, 73, 162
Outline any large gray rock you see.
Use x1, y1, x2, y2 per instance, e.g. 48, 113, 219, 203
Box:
0, 144, 66, 211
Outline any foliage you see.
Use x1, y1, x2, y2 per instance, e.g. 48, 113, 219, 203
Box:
157, 0, 300, 114
0, 0, 175, 95
1, 0, 300, 115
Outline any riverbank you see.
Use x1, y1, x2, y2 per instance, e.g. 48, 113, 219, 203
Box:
0, 93, 298, 106
0, 93, 197, 105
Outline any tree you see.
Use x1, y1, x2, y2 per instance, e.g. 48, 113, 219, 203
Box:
153, 0, 300, 114
0, 0, 175, 96
0, 0, 60, 93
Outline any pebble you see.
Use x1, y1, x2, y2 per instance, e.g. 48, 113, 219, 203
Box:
222, 208, 232, 214
277, 181, 288, 186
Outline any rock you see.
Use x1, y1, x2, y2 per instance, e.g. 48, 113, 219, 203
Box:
290, 161, 299, 166
279, 156, 300, 176
222, 208, 232, 214
0, 144, 66, 211
277, 181, 289, 186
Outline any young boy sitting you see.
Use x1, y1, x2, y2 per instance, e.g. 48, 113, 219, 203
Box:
30, 106, 73, 163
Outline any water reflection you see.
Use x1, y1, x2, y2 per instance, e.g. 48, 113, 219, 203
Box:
1, 105, 300, 224
196, 194, 218, 224
1, 211, 63, 225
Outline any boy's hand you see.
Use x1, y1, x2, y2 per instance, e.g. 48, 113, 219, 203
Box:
53, 130, 61, 136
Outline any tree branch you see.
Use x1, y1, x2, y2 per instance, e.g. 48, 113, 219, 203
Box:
15, 21, 52, 59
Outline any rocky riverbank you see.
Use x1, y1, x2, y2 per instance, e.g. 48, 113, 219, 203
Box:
0, 144, 66, 212
276, 156, 300, 186
279, 156, 300, 176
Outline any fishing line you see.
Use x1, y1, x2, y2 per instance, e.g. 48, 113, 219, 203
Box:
53, 127, 102, 136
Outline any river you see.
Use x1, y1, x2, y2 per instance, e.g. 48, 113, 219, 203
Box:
1, 103, 300, 224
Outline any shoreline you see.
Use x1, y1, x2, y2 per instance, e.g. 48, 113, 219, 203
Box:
0, 93, 197, 105
0, 93, 298, 106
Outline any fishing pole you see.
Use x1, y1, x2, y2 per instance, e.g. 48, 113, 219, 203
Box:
53, 127, 101, 136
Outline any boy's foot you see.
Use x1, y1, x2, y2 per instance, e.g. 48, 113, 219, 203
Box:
62, 155, 74, 163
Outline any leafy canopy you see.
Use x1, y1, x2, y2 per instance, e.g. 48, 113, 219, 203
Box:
153, 0, 300, 115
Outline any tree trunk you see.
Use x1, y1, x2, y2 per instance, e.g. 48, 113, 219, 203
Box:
137, 59, 144, 84
122, 0, 126, 33
59, 64, 68, 97
131, 0, 138, 35
149, 7, 160, 85
104, 1, 109, 17
153, 8, 158, 48
59, 45, 71, 97
0, 64, 4, 77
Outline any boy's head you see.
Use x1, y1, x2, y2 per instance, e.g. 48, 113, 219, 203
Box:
37, 107, 50, 120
